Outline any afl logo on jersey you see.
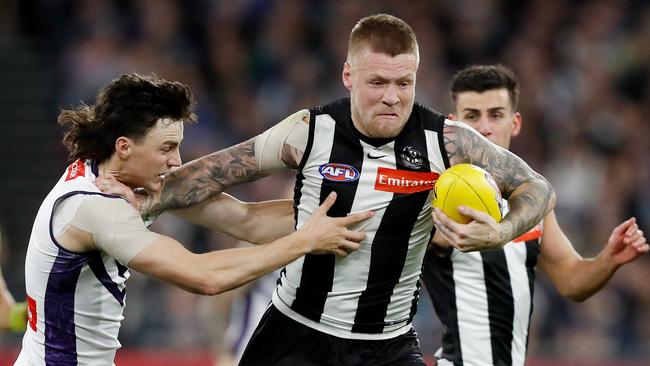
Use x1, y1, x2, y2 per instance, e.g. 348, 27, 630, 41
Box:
319, 163, 360, 182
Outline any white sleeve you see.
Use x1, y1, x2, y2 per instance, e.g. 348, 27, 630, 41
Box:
254, 109, 310, 171
71, 195, 161, 265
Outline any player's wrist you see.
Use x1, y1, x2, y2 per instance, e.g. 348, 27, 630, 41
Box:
594, 250, 620, 271
288, 229, 312, 255
497, 221, 515, 247
302, 232, 318, 255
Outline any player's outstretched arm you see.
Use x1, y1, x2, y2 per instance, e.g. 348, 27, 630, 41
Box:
96, 175, 297, 245
171, 193, 296, 245
129, 192, 373, 295
146, 110, 310, 217
438, 120, 556, 252
539, 212, 647, 302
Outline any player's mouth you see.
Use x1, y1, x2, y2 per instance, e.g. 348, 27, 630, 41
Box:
377, 113, 399, 119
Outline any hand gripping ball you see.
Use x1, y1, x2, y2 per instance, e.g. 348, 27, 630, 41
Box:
432, 164, 504, 224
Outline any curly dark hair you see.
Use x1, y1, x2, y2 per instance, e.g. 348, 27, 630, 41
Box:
58, 73, 197, 163
450, 64, 520, 110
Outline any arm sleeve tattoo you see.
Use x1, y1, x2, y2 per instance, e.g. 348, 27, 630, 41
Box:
144, 113, 309, 216
147, 138, 265, 215
443, 120, 556, 242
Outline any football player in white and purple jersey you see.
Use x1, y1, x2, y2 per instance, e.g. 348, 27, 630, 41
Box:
15, 73, 372, 366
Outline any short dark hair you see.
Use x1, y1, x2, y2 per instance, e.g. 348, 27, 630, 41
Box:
58, 73, 197, 163
348, 14, 418, 61
450, 64, 519, 110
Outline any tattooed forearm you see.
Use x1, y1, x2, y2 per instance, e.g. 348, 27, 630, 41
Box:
147, 138, 266, 214
444, 121, 556, 242
500, 178, 555, 242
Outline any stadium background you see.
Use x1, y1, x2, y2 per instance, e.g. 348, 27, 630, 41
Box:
0, 0, 648, 364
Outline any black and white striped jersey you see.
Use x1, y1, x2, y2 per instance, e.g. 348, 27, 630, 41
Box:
423, 220, 543, 366
271, 98, 449, 340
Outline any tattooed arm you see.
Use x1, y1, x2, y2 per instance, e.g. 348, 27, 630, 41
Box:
145, 138, 264, 216
433, 120, 556, 251
142, 110, 310, 218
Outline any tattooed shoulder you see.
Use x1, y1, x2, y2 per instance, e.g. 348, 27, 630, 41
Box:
442, 120, 484, 166
443, 120, 532, 197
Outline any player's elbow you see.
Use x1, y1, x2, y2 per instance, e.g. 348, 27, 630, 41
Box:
540, 177, 556, 214
192, 277, 228, 296
547, 185, 557, 214
241, 228, 267, 245
564, 292, 589, 303
558, 286, 590, 303
175, 269, 228, 296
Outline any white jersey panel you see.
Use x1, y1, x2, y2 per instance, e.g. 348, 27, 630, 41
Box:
17, 160, 130, 366
321, 140, 394, 332
504, 242, 531, 366
452, 251, 493, 365
425, 128, 449, 173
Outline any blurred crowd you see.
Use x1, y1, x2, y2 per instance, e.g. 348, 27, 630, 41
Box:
0, 0, 648, 362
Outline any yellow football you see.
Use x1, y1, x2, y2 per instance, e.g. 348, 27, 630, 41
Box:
433, 164, 503, 224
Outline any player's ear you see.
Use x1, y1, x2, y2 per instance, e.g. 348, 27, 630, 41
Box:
342, 62, 352, 90
511, 112, 522, 138
115, 137, 132, 159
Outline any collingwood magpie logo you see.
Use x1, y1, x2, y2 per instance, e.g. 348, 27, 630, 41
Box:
400, 146, 423, 169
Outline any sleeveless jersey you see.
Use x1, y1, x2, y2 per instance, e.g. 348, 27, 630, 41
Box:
16, 159, 130, 366
423, 204, 543, 366
272, 98, 449, 340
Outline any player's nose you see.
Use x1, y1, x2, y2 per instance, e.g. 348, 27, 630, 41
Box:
169, 150, 182, 167
383, 84, 400, 106
476, 116, 491, 135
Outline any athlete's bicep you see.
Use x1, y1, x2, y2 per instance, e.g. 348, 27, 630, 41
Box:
127, 235, 200, 292
73, 195, 160, 265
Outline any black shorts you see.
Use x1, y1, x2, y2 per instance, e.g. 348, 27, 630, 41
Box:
239, 304, 426, 366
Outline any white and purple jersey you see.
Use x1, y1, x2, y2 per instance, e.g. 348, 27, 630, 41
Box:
16, 160, 129, 366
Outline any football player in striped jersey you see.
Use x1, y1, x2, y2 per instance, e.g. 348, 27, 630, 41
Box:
423, 64, 648, 366
125, 14, 557, 366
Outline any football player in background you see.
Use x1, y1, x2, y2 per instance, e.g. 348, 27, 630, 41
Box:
422, 64, 648, 366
